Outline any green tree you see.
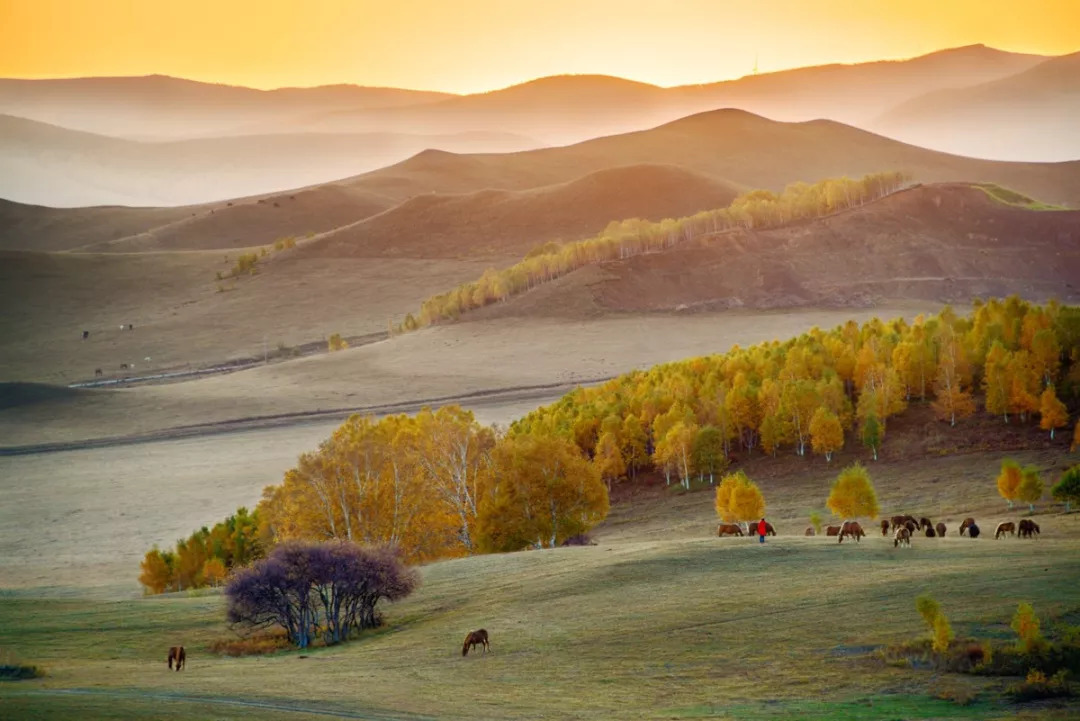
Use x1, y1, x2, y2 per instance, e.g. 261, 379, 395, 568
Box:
691, 425, 727, 484
826, 462, 880, 520
1051, 464, 1080, 512
860, 411, 882, 461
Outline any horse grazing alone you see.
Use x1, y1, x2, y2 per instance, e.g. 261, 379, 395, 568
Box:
167, 645, 185, 671
959, 517, 976, 536
935, 522, 947, 538
880, 519, 890, 536
717, 523, 744, 537
462, 629, 489, 657
838, 521, 865, 544
894, 527, 912, 548
995, 521, 1016, 539
1018, 519, 1041, 539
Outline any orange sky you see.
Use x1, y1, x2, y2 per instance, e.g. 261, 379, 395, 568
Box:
2, 0, 1077, 93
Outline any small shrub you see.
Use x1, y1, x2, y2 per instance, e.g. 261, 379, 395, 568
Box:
560, 533, 595, 546
328, 333, 349, 352
1007, 669, 1072, 701
1013, 602, 1047, 654
0, 664, 45, 680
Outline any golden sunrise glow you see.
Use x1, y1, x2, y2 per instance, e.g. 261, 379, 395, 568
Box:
2, 0, 1078, 92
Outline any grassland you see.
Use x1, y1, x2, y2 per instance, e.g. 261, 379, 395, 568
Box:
2, 431, 1078, 719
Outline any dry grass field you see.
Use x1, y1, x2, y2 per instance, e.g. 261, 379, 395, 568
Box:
1, 443, 1078, 720
0, 305, 935, 446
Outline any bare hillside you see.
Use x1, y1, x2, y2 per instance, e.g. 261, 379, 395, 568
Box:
471, 184, 1080, 319
873, 52, 1080, 161
299, 164, 742, 259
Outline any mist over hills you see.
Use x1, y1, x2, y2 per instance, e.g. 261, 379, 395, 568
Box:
872, 52, 1080, 161
0, 114, 541, 207
0, 74, 452, 140
4, 109, 1080, 253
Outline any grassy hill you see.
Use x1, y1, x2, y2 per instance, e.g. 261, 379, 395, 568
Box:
468, 183, 1080, 321
873, 52, 1080, 161
300, 164, 742, 259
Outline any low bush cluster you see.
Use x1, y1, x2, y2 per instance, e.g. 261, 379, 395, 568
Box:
0, 664, 45, 680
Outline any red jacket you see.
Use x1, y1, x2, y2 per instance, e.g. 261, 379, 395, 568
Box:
758, 520, 767, 535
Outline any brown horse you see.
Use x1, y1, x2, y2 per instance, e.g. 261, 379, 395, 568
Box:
825, 525, 842, 537
717, 523, 744, 537
925, 526, 936, 538
462, 629, 489, 657
904, 520, 917, 534
889, 515, 905, 530
167, 646, 185, 671
749, 521, 776, 537
920, 517, 933, 531
995, 521, 1016, 539
935, 522, 947, 538
880, 519, 890, 536
1018, 519, 1041, 539
959, 517, 976, 536
894, 527, 912, 548
838, 521, 865, 544
804, 526, 816, 536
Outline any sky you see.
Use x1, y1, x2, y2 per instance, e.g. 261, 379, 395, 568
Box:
2, 0, 1078, 93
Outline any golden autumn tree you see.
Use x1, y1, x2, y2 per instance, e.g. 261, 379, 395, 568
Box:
826, 462, 880, 520
1018, 466, 1044, 513
997, 458, 1023, 509
714, 470, 764, 528
654, 420, 698, 489
476, 432, 608, 551
932, 329, 975, 426
139, 548, 175, 595
620, 414, 649, 479
1039, 387, 1068, 439
594, 431, 626, 491
809, 407, 844, 462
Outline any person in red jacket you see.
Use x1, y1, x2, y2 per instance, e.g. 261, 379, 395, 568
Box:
757, 518, 767, 544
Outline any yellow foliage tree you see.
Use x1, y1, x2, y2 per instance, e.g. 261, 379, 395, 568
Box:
714, 470, 764, 527
1039, 387, 1068, 440
594, 431, 626, 490
202, 558, 227, 587
1018, 465, 1044, 513
138, 548, 174, 595
476, 433, 608, 551
997, 458, 1023, 509
826, 462, 880, 520
809, 407, 844, 462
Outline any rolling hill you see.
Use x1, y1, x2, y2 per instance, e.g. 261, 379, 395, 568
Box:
872, 52, 1080, 161
0, 114, 542, 207
0, 74, 453, 140
7, 109, 1080, 253
294, 164, 742, 260
468, 183, 1080, 320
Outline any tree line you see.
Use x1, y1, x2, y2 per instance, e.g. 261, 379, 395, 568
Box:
396, 171, 911, 331
140, 298, 1078, 593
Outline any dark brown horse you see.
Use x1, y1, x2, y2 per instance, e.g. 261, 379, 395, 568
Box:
1018, 519, 1041, 539
168, 645, 185, 671
920, 517, 933, 530
749, 521, 776, 537
825, 525, 842, 537
880, 519, 890, 536
717, 523, 744, 537
925, 526, 936, 538
935, 522, 947, 538
462, 629, 489, 657
959, 517, 976, 536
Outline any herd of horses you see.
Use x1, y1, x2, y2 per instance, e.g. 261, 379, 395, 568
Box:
716, 513, 1045, 549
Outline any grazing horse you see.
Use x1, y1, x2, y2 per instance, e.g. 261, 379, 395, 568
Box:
995, 521, 1016, 539
94, 368, 103, 377
935, 522, 946, 538
717, 523, 744, 537
925, 526, 936, 538
959, 517, 976, 536
889, 515, 906, 531
750, 521, 776, 537
804, 527, 815, 536
1018, 519, 1041, 539
968, 523, 981, 539
920, 517, 933, 531
880, 519, 890, 536
894, 527, 912, 548
462, 629, 489, 657
838, 521, 865, 544
167, 645, 185, 671
904, 521, 917, 534
82, 330, 89, 340
825, 525, 842, 537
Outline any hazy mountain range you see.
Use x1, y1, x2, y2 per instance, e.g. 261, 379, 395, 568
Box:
0, 44, 1076, 207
